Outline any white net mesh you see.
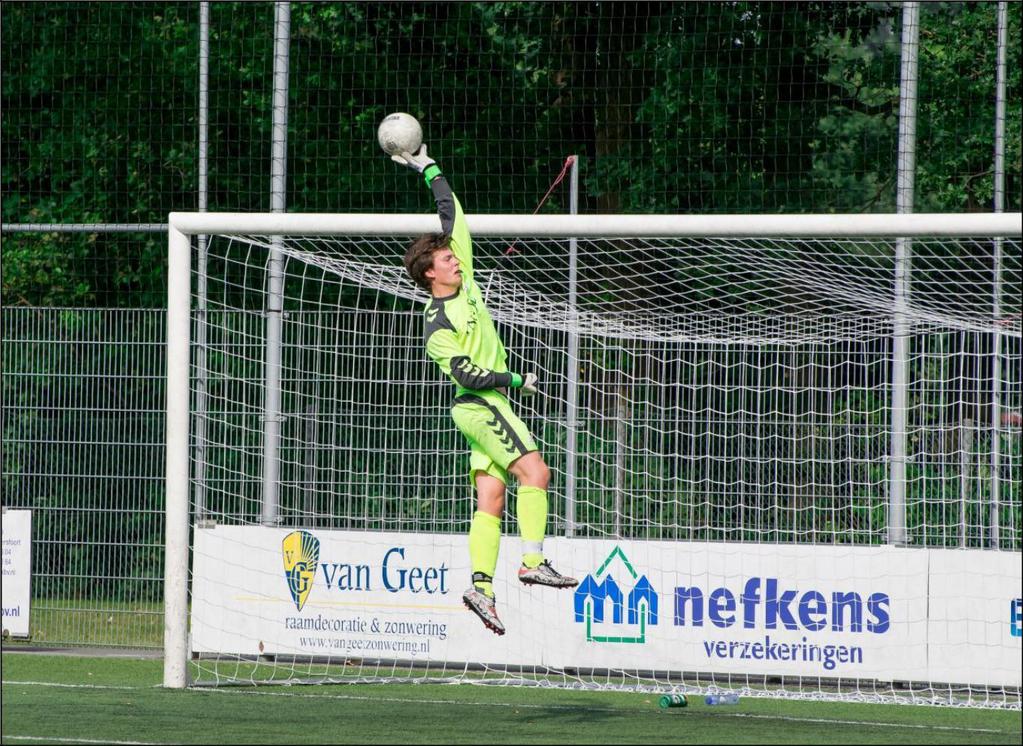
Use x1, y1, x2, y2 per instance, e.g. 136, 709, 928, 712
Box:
180, 225, 1021, 707
235, 233, 1017, 342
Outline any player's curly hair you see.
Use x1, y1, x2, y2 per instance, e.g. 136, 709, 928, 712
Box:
404, 233, 450, 292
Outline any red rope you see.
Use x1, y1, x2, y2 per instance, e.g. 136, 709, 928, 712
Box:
504, 155, 576, 256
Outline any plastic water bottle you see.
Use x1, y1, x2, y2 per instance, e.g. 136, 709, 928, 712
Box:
704, 692, 740, 706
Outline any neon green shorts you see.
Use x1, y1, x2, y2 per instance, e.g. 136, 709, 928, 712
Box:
450, 391, 538, 485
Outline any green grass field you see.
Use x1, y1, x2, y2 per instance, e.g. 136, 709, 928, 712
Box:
1, 653, 1020, 745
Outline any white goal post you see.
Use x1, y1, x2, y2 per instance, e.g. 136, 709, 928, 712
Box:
168, 211, 1021, 238
164, 211, 1021, 703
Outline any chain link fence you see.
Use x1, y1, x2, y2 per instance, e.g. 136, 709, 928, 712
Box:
2, 308, 166, 646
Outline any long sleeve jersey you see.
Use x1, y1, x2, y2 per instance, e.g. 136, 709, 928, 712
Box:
421, 170, 523, 396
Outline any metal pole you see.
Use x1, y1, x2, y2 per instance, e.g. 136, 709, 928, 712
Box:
262, 1, 290, 526
989, 0, 1008, 548
163, 225, 192, 688
194, 0, 210, 520
0, 224, 167, 232
614, 386, 627, 539
890, 1, 919, 547
304, 404, 317, 527
564, 155, 580, 538
960, 418, 974, 547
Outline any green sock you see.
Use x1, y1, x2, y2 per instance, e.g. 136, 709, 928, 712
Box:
516, 485, 548, 569
468, 511, 501, 597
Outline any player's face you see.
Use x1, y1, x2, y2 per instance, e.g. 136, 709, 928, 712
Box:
428, 248, 461, 290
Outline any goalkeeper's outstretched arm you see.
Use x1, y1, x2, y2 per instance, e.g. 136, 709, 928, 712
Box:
394, 144, 538, 397
392, 145, 474, 283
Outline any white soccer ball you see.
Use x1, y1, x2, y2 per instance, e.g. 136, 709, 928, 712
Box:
377, 112, 423, 156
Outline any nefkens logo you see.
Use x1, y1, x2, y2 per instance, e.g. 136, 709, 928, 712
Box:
574, 547, 657, 644
1012, 598, 1022, 638
282, 530, 320, 612
674, 577, 890, 633
572, 548, 892, 641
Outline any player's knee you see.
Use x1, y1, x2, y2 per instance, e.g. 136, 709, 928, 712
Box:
509, 451, 548, 488
476, 488, 505, 516
537, 461, 551, 489
525, 456, 550, 489
474, 471, 506, 516
478, 492, 505, 516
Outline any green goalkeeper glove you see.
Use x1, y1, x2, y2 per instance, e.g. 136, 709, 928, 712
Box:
517, 372, 539, 396
391, 144, 437, 176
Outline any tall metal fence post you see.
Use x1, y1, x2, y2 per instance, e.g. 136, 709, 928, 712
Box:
262, 1, 290, 526
989, 0, 1008, 549
960, 418, 974, 547
564, 155, 580, 538
890, 1, 920, 546
194, 1, 210, 520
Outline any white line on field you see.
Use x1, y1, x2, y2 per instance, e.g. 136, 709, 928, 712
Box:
716, 712, 1008, 734
2, 737, 164, 745
2, 680, 147, 691
206, 687, 1015, 735
4, 679, 1017, 736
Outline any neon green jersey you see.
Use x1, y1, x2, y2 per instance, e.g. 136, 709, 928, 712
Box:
421, 174, 520, 397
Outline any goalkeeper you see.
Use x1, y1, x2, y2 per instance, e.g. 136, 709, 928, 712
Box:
394, 145, 577, 636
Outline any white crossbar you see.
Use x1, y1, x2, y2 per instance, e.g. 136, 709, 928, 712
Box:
168, 211, 1022, 238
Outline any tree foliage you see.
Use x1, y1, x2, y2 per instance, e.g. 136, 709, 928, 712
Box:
1, 1, 1020, 306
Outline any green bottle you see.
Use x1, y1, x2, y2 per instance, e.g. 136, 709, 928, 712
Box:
658, 693, 688, 708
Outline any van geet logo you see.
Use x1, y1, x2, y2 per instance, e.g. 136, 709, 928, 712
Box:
282, 531, 320, 612
573, 546, 892, 645
280, 530, 451, 612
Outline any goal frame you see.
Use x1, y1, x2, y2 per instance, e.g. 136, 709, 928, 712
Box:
164, 210, 1021, 688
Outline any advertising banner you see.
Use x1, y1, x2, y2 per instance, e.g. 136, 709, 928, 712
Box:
1, 509, 33, 638
543, 538, 928, 680
191, 525, 554, 666
191, 525, 1020, 688
927, 548, 1022, 687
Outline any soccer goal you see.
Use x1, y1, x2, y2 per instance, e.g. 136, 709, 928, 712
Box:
164, 210, 1022, 707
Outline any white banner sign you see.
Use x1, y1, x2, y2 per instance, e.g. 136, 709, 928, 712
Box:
1, 509, 33, 638
542, 538, 928, 681
191, 526, 1020, 687
927, 548, 1022, 687
192, 526, 547, 665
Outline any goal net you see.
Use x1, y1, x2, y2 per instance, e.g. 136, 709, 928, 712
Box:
164, 212, 1022, 707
